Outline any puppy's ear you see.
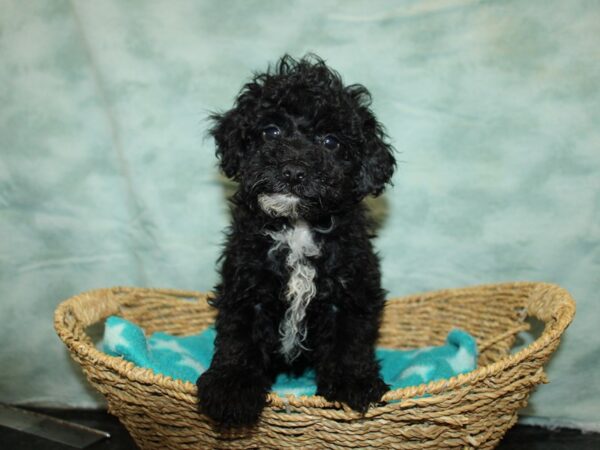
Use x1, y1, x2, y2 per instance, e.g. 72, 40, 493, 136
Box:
356, 117, 396, 198
209, 108, 248, 180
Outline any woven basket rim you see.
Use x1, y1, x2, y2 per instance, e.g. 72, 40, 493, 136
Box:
54, 281, 575, 411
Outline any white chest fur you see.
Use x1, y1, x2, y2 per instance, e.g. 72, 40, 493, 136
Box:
266, 220, 321, 362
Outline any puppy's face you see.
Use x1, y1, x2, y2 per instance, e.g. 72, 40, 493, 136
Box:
211, 56, 395, 220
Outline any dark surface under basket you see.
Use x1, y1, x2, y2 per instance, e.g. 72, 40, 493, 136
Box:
3, 408, 599, 450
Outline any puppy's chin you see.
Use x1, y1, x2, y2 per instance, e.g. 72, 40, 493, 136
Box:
258, 193, 302, 219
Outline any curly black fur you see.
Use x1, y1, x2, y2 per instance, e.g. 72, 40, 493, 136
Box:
196, 54, 396, 427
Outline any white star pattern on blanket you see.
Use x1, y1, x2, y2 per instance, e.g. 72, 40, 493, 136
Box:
103, 322, 129, 353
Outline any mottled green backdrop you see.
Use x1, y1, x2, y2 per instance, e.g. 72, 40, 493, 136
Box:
1, 0, 598, 430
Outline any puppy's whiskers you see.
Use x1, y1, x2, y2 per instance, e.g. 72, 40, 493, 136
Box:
314, 216, 335, 234
248, 177, 268, 194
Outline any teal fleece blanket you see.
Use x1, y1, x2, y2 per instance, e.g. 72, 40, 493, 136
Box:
103, 316, 477, 396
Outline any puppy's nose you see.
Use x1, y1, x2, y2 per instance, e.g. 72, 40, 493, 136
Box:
281, 163, 306, 185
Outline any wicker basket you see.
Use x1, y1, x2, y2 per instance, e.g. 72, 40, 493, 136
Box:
54, 282, 574, 449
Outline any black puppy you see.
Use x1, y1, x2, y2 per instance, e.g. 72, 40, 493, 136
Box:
197, 55, 396, 427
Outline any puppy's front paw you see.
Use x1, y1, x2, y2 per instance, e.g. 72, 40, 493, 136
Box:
197, 367, 269, 427
318, 374, 389, 413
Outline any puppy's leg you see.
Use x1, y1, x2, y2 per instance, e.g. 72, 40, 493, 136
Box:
315, 307, 389, 413
197, 303, 275, 427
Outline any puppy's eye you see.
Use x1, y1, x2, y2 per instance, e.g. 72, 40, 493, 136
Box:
322, 135, 340, 150
262, 125, 281, 141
